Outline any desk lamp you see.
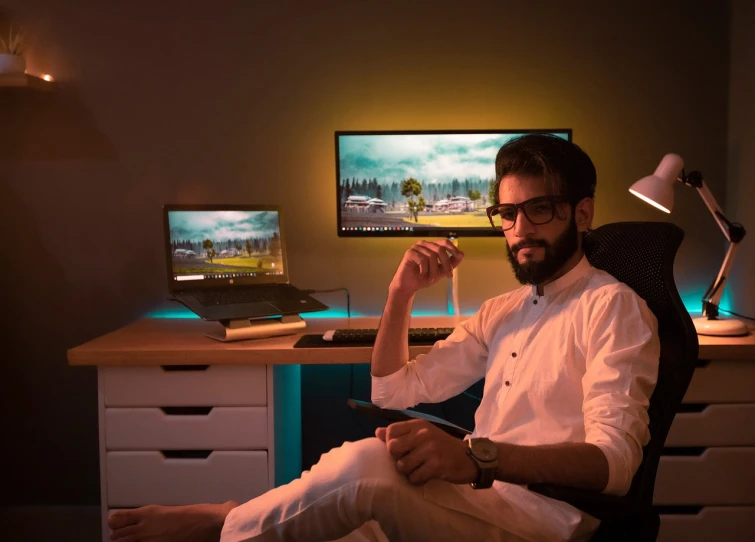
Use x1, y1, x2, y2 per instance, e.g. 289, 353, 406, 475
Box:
629, 154, 748, 336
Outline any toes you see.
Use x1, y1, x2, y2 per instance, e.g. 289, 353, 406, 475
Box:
108, 510, 139, 529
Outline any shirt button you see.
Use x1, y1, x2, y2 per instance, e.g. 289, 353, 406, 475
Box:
533, 299, 538, 305
505, 380, 511, 386
511, 352, 517, 358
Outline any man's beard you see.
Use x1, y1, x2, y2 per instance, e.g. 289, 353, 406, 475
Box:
505, 218, 579, 285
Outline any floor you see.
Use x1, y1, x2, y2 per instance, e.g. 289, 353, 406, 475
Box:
1, 506, 101, 542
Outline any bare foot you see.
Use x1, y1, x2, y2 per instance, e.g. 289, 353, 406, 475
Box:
108, 501, 238, 542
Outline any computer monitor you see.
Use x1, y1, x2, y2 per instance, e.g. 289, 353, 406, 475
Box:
335, 129, 572, 238
163, 205, 288, 286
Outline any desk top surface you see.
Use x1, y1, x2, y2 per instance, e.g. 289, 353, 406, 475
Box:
67, 315, 755, 367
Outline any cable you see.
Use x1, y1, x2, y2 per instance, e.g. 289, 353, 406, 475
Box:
717, 308, 755, 322
303, 288, 351, 318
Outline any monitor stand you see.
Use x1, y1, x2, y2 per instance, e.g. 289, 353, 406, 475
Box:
205, 314, 306, 342
446, 237, 461, 326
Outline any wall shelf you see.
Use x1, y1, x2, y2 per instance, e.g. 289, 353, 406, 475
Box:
0, 73, 55, 90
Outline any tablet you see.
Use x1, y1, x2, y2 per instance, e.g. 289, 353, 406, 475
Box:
346, 398, 472, 439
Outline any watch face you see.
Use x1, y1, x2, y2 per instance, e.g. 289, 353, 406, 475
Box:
472, 439, 498, 461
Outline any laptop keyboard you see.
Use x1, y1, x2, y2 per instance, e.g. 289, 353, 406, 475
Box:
193, 284, 301, 306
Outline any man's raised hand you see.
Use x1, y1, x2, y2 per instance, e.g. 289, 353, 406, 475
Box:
388, 239, 464, 297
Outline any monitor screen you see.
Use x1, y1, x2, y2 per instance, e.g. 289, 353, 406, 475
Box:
164, 207, 286, 285
335, 129, 572, 237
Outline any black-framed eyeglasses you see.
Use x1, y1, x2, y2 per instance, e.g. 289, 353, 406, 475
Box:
485, 195, 570, 231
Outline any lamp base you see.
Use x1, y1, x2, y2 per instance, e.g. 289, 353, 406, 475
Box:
693, 316, 750, 337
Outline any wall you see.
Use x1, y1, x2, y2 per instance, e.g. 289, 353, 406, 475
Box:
0, 0, 730, 505
727, 0, 755, 319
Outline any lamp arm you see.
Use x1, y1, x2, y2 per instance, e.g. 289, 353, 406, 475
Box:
701, 242, 740, 318
684, 172, 746, 243
682, 171, 747, 318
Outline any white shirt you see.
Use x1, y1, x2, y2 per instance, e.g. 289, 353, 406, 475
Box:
371, 256, 660, 539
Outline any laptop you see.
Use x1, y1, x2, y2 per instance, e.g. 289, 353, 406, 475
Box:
163, 204, 328, 322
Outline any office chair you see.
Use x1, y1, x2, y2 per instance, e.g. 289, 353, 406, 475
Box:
351, 221, 699, 541
526, 221, 699, 541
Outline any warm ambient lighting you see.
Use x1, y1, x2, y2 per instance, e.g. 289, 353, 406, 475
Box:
41, 74, 54, 82
629, 153, 749, 337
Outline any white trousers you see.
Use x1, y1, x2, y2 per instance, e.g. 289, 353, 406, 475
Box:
220, 438, 597, 542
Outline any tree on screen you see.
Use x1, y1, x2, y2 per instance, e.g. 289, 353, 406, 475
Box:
203, 239, 216, 263
468, 189, 481, 209
401, 178, 423, 222
488, 179, 497, 205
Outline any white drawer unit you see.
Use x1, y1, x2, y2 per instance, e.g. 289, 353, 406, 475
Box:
107, 451, 269, 506
105, 407, 269, 450
97, 365, 276, 542
102, 365, 267, 406
655, 448, 755, 505
656, 357, 755, 542
658, 507, 755, 542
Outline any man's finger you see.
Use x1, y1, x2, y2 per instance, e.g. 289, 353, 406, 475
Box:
385, 421, 414, 440
407, 458, 437, 485
396, 441, 432, 476
412, 245, 441, 282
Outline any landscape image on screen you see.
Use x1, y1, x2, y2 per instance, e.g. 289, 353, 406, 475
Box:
168, 211, 284, 277
337, 132, 569, 233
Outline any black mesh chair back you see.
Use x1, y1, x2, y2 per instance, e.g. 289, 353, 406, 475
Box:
531, 221, 699, 540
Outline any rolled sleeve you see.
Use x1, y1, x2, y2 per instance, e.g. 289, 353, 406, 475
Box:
371, 314, 489, 410
582, 290, 660, 496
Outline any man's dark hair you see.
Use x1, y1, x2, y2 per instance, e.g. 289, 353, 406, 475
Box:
493, 134, 596, 205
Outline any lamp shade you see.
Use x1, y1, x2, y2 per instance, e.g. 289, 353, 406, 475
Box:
629, 153, 684, 214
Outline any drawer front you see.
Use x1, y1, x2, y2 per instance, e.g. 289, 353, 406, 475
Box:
107, 451, 269, 507
106, 407, 269, 450
666, 404, 755, 447
684, 360, 755, 403
658, 506, 755, 542
102, 365, 267, 407
654, 448, 755, 505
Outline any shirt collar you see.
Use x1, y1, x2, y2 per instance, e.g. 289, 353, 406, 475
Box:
530, 255, 592, 297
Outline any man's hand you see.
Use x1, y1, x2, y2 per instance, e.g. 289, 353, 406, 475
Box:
375, 419, 478, 486
388, 240, 464, 297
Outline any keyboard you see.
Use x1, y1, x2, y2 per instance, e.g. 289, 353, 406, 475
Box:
192, 284, 301, 306
322, 327, 454, 345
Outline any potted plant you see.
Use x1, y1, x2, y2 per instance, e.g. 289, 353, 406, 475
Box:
0, 25, 25, 74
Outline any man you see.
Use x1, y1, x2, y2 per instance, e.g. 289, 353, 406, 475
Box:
109, 134, 659, 542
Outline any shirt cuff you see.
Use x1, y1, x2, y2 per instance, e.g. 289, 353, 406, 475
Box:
370, 365, 410, 409
591, 441, 632, 496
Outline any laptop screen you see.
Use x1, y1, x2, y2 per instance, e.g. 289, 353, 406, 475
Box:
164, 206, 287, 287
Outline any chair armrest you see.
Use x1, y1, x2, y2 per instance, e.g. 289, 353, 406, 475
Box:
527, 483, 626, 520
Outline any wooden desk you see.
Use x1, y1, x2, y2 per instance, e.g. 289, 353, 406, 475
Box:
67, 316, 463, 366
68, 316, 755, 542
67, 316, 755, 366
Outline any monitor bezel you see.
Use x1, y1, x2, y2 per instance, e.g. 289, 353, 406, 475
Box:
335, 129, 573, 238
162, 204, 290, 291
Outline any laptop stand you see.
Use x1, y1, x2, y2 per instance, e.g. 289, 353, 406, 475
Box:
205, 314, 306, 342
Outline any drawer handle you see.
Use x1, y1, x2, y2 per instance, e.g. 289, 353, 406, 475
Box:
160, 450, 213, 459
661, 447, 707, 457
161, 365, 210, 372
654, 505, 703, 516
160, 407, 214, 416
675, 403, 709, 413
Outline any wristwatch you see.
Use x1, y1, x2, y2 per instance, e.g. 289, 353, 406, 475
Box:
467, 437, 498, 489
